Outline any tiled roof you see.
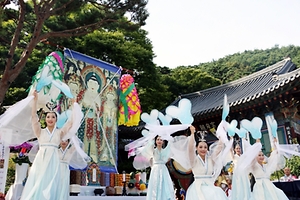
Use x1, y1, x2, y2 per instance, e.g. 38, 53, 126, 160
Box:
169, 58, 300, 119
119, 58, 300, 134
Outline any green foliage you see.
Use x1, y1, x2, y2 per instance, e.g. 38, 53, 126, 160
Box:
0, 0, 149, 106
1, 46, 53, 107
6, 167, 15, 193
5, 158, 17, 193
3, 87, 27, 106
197, 45, 300, 84
286, 156, 300, 177
12, 155, 32, 166
2, 2, 300, 115
271, 156, 300, 181
271, 169, 284, 181
158, 45, 300, 108
58, 27, 162, 112
2, 1, 300, 114
160, 67, 221, 101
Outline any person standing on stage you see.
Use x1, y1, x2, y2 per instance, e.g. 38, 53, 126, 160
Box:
184, 126, 228, 200
146, 135, 175, 200
21, 91, 82, 200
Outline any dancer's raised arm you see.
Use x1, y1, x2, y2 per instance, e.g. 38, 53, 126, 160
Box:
31, 90, 41, 138
188, 126, 196, 167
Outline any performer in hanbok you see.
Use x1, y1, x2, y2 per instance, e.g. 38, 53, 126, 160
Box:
57, 139, 74, 199
57, 137, 90, 199
146, 135, 175, 200
251, 144, 288, 200
231, 115, 300, 200
232, 142, 242, 170
232, 139, 288, 200
20, 91, 83, 200
184, 126, 228, 200
230, 132, 252, 200
230, 140, 252, 200
126, 98, 194, 199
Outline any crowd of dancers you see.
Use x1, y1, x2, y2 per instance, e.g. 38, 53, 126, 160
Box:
129, 126, 299, 200
126, 96, 300, 200
0, 55, 299, 200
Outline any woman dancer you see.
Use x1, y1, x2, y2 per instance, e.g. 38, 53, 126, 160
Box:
249, 140, 288, 200
57, 139, 74, 199
20, 90, 82, 200
146, 135, 175, 200
185, 126, 228, 200
57, 137, 90, 199
232, 139, 288, 200
232, 142, 242, 170
230, 137, 256, 200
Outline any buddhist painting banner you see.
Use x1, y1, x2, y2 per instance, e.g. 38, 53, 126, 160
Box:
63, 49, 121, 173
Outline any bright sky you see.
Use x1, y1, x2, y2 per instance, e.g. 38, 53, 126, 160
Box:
144, 0, 300, 68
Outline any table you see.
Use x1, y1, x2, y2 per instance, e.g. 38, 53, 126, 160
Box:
69, 196, 146, 200
273, 180, 300, 199
78, 186, 106, 196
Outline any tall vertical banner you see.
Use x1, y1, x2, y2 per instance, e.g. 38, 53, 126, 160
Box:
63, 49, 121, 173
0, 140, 10, 193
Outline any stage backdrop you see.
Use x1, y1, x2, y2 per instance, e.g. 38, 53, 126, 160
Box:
63, 49, 121, 173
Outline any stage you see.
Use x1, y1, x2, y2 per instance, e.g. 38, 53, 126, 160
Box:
273, 180, 300, 200
69, 185, 147, 199
69, 196, 146, 200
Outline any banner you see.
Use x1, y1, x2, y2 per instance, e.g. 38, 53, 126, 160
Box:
63, 49, 121, 173
0, 140, 10, 193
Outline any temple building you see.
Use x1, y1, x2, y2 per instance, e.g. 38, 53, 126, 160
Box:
109, 57, 300, 199
167, 57, 300, 154
120, 57, 300, 155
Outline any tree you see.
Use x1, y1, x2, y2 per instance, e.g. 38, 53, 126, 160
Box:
197, 45, 300, 84
55, 25, 167, 113
161, 67, 221, 101
0, 0, 148, 106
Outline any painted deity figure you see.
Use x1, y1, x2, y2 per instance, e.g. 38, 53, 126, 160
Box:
77, 67, 106, 164
99, 85, 118, 165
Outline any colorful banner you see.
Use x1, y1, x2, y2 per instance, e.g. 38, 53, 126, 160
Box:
63, 49, 121, 173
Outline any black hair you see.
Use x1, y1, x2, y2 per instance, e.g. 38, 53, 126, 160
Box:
45, 111, 58, 119
250, 173, 256, 192
195, 131, 208, 147
67, 62, 77, 71
154, 135, 168, 149
59, 139, 71, 149
195, 135, 208, 156
195, 140, 208, 147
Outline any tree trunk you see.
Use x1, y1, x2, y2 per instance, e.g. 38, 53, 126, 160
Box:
0, 73, 12, 106
0, 0, 147, 107
0, 57, 29, 106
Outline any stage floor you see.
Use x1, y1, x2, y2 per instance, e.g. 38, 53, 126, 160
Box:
69, 196, 146, 200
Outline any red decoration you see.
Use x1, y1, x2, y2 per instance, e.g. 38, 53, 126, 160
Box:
135, 182, 140, 190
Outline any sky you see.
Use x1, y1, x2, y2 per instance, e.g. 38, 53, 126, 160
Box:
143, 0, 300, 68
